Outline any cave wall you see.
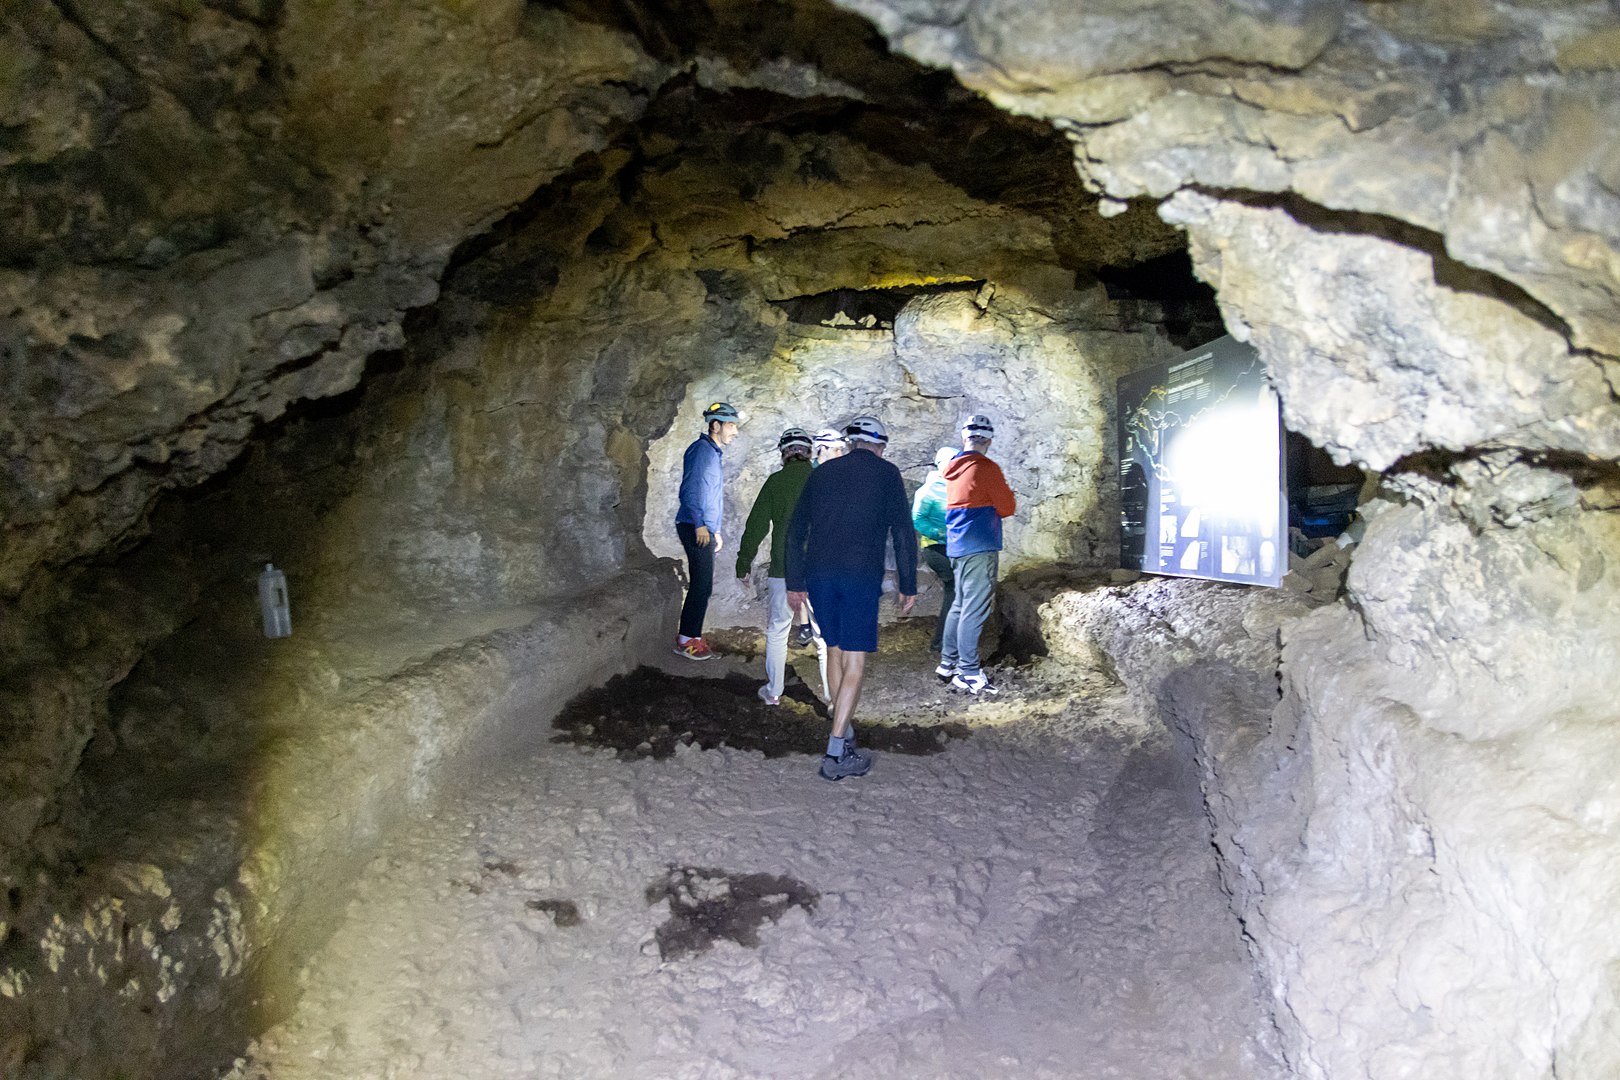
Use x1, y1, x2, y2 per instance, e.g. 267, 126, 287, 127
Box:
1, 9, 1190, 1072
643, 285, 1171, 626
1, 0, 673, 924
1254, 471, 1620, 1078
333, 121, 1182, 625
1013, 481, 1620, 1078
0, 0, 668, 601
4, 0, 1619, 1077
831, 0, 1620, 1075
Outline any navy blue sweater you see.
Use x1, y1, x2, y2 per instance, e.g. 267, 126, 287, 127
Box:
784, 448, 919, 595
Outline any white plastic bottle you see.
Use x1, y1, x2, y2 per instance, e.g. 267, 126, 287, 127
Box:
259, 563, 292, 638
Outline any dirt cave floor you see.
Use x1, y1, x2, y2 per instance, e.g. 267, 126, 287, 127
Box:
232, 618, 1288, 1080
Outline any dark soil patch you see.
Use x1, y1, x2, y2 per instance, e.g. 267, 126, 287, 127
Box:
646, 865, 817, 960
526, 898, 582, 927
452, 857, 522, 895
552, 665, 968, 759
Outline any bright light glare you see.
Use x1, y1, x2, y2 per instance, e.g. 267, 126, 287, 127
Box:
1163, 391, 1279, 527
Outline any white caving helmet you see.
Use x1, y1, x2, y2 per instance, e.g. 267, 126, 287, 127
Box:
934, 446, 961, 472
844, 414, 889, 445
777, 427, 813, 455
960, 413, 995, 440
812, 428, 847, 462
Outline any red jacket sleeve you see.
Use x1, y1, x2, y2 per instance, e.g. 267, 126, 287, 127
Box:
988, 460, 1016, 518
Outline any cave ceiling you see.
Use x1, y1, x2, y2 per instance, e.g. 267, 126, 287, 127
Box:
0, 0, 1185, 602
5, 0, 1619, 602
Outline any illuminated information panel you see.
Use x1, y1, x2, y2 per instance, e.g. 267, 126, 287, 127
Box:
1117, 335, 1285, 587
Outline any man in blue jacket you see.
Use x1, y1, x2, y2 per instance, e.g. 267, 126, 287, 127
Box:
673, 401, 739, 660
785, 414, 918, 781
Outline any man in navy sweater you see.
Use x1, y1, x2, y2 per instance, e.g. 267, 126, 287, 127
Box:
785, 415, 918, 781
673, 401, 739, 660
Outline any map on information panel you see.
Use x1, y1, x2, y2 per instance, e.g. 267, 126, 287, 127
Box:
1117, 335, 1285, 587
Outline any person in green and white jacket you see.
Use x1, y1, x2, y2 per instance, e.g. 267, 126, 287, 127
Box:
912, 445, 960, 660
736, 427, 828, 705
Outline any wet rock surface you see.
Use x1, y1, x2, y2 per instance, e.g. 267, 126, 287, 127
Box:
552, 665, 967, 759
526, 899, 583, 928
231, 629, 1283, 1080
646, 865, 819, 961
1006, 555, 1620, 1080
0, 570, 677, 1080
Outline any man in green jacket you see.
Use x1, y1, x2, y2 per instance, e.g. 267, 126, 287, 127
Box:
736, 427, 827, 705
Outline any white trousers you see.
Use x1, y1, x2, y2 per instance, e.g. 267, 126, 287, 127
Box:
766, 577, 828, 699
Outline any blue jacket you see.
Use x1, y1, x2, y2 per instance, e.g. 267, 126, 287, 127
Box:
785, 448, 918, 594
911, 472, 948, 545
675, 435, 724, 532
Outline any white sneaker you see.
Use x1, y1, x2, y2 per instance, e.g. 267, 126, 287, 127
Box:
951, 672, 998, 696
757, 684, 781, 706
934, 660, 957, 682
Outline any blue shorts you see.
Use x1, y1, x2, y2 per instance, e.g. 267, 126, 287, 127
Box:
807, 573, 883, 653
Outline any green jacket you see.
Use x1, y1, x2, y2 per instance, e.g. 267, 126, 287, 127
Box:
735, 457, 813, 578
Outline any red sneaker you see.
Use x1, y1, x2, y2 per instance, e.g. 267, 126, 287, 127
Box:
673, 637, 715, 660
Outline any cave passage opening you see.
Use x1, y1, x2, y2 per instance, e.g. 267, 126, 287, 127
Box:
7, 0, 1619, 1078
6, 46, 1274, 1076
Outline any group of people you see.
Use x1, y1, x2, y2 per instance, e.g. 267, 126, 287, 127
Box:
672, 402, 1017, 782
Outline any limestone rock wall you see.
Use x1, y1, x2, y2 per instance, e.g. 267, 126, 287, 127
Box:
2, 1, 670, 920
1, 567, 677, 1080
1, 23, 1188, 1071
0, 1, 667, 601
1014, 469, 1620, 1080
644, 285, 1172, 627
836, 0, 1620, 360
834, 2, 1620, 1076
1255, 473, 1620, 1078
7, 0, 1620, 1076
328, 118, 1183, 622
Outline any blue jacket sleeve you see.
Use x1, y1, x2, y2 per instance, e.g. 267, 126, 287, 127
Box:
676, 441, 723, 532
702, 449, 723, 533
890, 468, 919, 595
676, 442, 700, 526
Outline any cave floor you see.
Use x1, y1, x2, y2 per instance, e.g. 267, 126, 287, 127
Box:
233, 622, 1287, 1080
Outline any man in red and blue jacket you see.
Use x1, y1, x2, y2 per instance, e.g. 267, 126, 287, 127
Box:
939, 413, 1016, 694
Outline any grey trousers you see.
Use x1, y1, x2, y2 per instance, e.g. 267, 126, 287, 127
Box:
939, 550, 998, 676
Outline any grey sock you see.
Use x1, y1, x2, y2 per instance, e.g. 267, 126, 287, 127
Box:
827, 735, 846, 758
